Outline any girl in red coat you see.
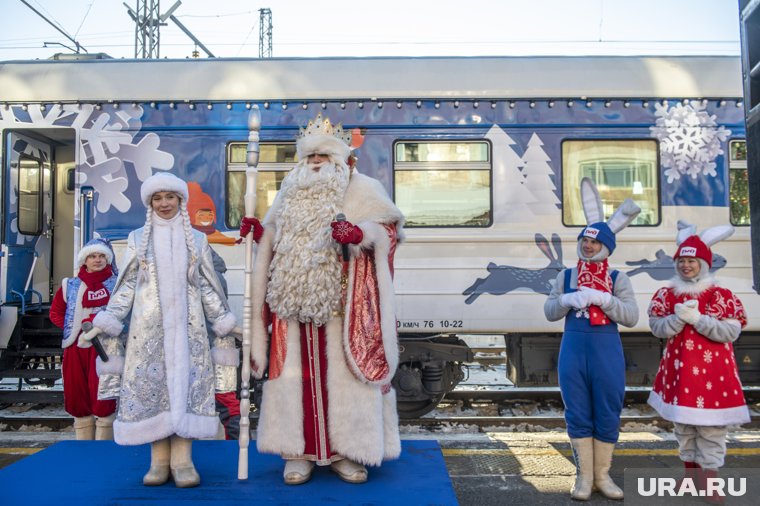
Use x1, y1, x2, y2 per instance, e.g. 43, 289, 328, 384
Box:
49, 238, 118, 440
647, 221, 750, 504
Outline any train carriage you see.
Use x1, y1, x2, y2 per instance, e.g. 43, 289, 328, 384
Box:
0, 55, 756, 415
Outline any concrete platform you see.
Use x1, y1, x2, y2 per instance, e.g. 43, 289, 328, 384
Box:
2, 431, 760, 505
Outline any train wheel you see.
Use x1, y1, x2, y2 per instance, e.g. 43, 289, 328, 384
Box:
396, 393, 445, 419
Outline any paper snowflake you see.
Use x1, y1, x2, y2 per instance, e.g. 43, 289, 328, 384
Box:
649, 101, 731, 183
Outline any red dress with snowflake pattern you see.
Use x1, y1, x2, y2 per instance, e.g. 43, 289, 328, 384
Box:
648, 285, 750, 426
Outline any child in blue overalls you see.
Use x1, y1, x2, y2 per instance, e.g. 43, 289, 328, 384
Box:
544, 178, 640, 501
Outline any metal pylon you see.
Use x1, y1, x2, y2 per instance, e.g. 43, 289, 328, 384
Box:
259, 8, 273, 58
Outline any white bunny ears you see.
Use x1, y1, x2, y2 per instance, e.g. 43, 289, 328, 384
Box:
580, 177, 641, 233
676, 220, 734, 246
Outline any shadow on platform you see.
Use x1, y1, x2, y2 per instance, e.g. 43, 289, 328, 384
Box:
0, 439, 457, 505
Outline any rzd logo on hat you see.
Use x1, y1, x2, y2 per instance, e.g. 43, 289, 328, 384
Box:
680, 246, 697, 257
583, 227, 599, 239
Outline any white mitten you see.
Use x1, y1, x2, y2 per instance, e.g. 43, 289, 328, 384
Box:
579, 287, 612, 307
78, 326, 103, 349
560, 291, 588, 309
675, 300, 701, 325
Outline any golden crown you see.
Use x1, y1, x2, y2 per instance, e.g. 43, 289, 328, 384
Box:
298, 113, 352, 146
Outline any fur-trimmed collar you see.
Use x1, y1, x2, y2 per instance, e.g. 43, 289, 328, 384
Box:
669, 273, 717, 296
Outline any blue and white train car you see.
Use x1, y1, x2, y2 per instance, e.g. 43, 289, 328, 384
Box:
0, 55, 754, 414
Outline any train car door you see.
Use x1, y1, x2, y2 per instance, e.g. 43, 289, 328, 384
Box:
1, 130, 72, 310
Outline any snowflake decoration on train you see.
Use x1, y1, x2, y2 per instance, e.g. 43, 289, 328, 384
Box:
0, 103, 174, 212
650, 100, 731, 183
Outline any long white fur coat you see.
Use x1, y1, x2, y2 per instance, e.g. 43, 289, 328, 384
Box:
250, 171, 404, 466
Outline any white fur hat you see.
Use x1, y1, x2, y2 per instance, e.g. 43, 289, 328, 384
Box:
77, 238, 114, 268
296, 114, 351, 161
140, 172, 189, 207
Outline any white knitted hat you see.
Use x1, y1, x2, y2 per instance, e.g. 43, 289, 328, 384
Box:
140, 172, 189, 207
77, 238, 115, 268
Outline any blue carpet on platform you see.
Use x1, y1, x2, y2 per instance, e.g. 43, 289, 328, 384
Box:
0, 439, 457, 505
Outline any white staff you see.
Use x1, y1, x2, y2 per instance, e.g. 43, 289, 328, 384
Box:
239, 106, 261, 480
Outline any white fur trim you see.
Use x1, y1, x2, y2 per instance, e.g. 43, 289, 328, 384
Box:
256, 320, 305, 457
211, 312, 236, 338
77, 243, 114, 267
92, 311, 124, 337
250, 227, 275, 378
211, 346, 239, 366
669, 273, 717, 296
648, 390, 750, 426
113, 411, 218, 446
382, 387, 402, 460
296, 134, 350, 161
96, 355, 124, 375
326, 318, 389, 466
140, 172, 189, 207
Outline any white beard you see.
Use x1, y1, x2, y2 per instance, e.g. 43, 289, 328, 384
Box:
266, 159, 350, 326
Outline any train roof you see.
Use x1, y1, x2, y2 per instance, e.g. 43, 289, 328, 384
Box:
0, 55, 743, 103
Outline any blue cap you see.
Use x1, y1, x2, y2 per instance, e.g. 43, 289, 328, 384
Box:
577, 222, 616, 254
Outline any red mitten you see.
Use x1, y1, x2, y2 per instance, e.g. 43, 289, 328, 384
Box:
81, 314, 96, 326
331, 220, 363, 245
239, 216, 264, 243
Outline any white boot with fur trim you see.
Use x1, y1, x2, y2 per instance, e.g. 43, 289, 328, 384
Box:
593, 439, 624, 500
170, 435, 200, 488
95, 414, 115, 441
283, 459, 315, 485
570, 438, 594, 500
73, 415, 95, 440
331, 457, 368, 484
143, 438, 170, 486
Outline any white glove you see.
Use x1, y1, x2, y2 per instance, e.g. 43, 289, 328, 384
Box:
675, 300, 701, 325
579, 287, 612, 307
229, 326, 243, 341
78, 326, 103, 349
560, 290, 589, 309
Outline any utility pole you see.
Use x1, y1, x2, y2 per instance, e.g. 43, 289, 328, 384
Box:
124, 1, 213, 58
259, 8, 273, 58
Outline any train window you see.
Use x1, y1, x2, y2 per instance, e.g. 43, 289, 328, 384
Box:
226, 142, 297, 227
17, 157, 43, 235
729, 139, 749, 226
393, 141, 491, 227
562, 140, 659, 226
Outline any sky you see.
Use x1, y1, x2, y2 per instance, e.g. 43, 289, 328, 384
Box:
0, 0, 743, 60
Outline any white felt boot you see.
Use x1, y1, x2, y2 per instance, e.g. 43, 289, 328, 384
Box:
143, 438, 170, 486
283, 458, 315, 485
593, 439, 624, 500
73, 415, 95, 440
331, 457, 368, 484
570, 438, 594, 501
95, 414, 115, 441
170, 435, 200, 488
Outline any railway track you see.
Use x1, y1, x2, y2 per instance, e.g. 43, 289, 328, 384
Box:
2, 387, 759, 432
